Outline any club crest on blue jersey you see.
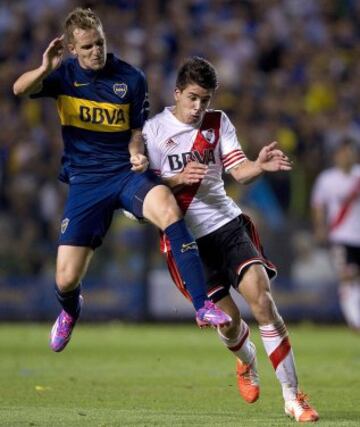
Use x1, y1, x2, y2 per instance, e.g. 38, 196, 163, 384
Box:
61, 218, 70, 234
201, 128, 216, 144
113, 83, 128, 98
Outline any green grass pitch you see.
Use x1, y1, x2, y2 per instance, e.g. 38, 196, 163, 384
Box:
0, 323, 359, 426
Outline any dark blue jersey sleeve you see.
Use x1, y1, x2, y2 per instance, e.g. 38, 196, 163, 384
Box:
130, 70, 149, 130
30, 67, 63, 99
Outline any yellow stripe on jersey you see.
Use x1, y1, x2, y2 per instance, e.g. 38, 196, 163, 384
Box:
57, 95, 130, 132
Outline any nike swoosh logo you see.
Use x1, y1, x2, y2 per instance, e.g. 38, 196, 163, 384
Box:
74, 82, 90, 87
180, 242, 198, 253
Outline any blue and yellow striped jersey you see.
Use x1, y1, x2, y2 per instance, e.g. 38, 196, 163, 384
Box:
32, 53, 149, 183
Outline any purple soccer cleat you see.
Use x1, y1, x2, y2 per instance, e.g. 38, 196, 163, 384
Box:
49, 296, 83, 352
196, 300, 232, 328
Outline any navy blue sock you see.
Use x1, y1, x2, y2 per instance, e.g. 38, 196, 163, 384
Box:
55, 284, 82, 319
165, 219, 207, 310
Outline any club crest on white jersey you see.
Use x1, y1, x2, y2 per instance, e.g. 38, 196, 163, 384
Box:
201, 128, 216, 144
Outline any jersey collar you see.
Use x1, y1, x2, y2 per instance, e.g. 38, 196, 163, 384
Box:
75, 53, 115, 80
164, 106, 203, 130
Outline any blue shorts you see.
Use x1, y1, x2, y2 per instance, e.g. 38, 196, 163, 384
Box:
59, 170, 161, 249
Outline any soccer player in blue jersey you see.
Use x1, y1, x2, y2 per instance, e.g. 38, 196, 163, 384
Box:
13, 8, 231, 352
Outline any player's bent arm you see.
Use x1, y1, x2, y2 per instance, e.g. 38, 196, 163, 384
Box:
13, 66, 48, 97
129, 129, 149, 172
162, 175, 183, 189
163, 161, 208, 189
129, 129, 145, 156
14, 35, 64, 96
312, 204, 328, 244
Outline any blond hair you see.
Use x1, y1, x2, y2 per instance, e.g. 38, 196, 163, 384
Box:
64, 8, 103, 42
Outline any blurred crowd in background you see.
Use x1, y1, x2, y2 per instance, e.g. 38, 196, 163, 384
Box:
0, 0, 359, 296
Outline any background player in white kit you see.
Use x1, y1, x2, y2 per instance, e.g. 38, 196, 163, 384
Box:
137, 57, 319, 423
311, 139, 360, 331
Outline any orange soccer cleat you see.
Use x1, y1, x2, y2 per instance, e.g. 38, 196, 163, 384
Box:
284, 391, 319, 422
236, 348, 260, 404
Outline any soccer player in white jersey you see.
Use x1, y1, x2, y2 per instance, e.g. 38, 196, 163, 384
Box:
311, 140, 360, 331
137, 57, 319, 422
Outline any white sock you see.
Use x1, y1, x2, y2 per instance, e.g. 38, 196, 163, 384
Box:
339, 282, 360, 329
259, 317, 298, 401
217, 319, 255, 364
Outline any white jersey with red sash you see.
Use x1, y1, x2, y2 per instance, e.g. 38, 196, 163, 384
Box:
311, 165, 360, 246
144, 107, 247, 247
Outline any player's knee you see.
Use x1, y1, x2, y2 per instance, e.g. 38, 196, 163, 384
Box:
56, 268, 82, 292
161, 205, 183, 228
143, 186, 183, 229
154, 196, 183, 229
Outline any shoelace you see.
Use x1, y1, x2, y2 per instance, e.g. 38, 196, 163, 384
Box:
240, 368, 251, 384
296, 392, 311, 410
238, 364, 254, 384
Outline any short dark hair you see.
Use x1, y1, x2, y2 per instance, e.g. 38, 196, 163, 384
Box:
333, 138, 358, 154
176, 57, 218, 91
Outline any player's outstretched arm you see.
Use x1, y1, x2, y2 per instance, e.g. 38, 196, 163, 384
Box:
13, 35, 64, 97
230, 141, 292, 184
